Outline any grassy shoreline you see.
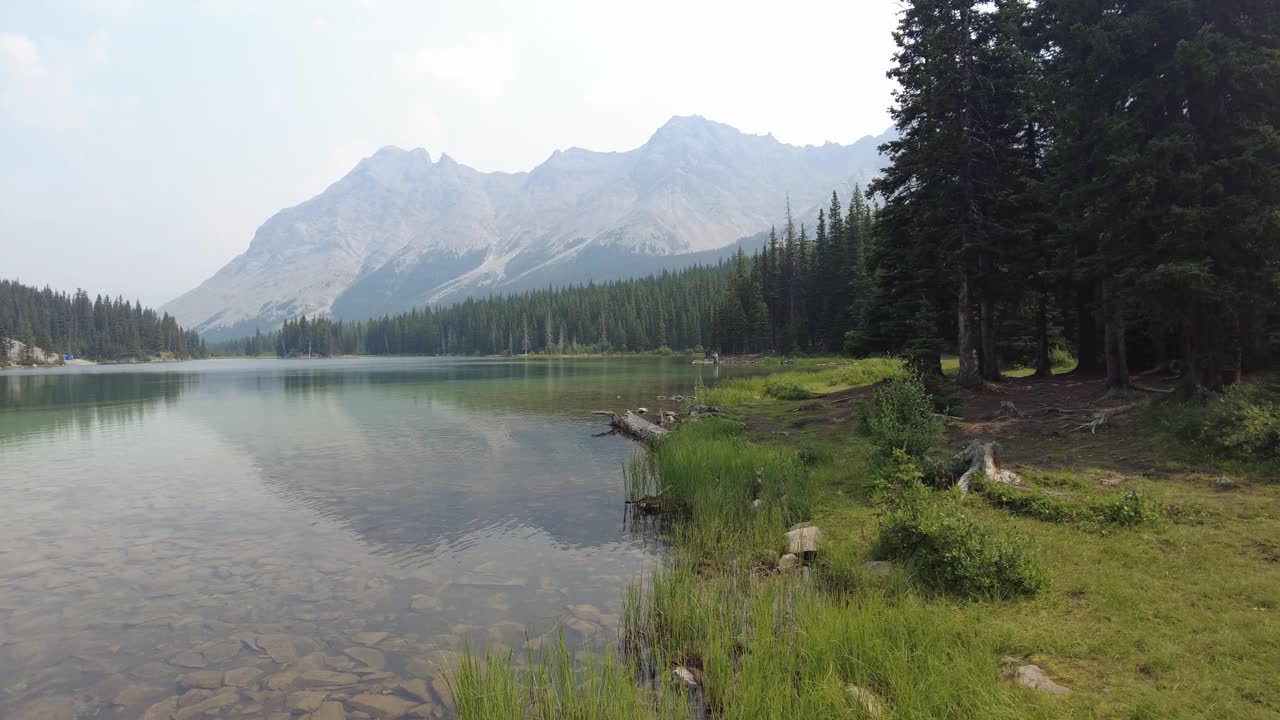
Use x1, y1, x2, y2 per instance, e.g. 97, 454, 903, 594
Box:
453, 359, 1280, 719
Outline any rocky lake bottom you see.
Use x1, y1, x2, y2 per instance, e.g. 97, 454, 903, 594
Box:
0, 358, 737, 720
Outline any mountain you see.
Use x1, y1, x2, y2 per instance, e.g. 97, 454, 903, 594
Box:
165, 116, 891, 339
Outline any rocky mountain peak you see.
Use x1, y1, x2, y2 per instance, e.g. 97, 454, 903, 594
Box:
164, 117, 891, 340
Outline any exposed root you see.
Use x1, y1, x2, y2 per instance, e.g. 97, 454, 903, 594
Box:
1068, 403, 1140, 434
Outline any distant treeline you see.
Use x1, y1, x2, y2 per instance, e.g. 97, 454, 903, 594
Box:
0, 279, 207, 365
212, 263, 732, 357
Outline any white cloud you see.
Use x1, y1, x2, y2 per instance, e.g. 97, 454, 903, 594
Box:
0, 32, 84, 129
0, 33, 48, 82
397, 33, 514, 102
312, 16, 336, 34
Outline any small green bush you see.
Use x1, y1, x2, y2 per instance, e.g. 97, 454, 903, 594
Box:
877, 458, 1044, 598
864, 374, 944, 459
763, 379, 812, 400
1050, 346, 1076, 371
794, 444, 834, 467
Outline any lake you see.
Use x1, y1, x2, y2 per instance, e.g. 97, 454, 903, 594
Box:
0, 357, 745, 719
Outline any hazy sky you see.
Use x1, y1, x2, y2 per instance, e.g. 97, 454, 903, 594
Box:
1, 0, 900, 307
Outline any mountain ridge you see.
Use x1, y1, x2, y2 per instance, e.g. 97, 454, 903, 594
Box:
165, 116, 892, 339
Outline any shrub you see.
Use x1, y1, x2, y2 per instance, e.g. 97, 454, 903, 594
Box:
763, 379, 812, 400
794, 444, 834, 467
1094, 490, 1162, 527
877, 457, 1044, 598
864, 374, 944, 460
1050, 346, 1076, 371
1152, 383, 1280, 461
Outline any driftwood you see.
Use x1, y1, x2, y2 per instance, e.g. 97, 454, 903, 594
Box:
956, 440, 1021, 494
592, 410, 669, 442
1069, 402, 1139, 434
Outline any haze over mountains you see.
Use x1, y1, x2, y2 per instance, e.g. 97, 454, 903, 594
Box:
165, 116, 891, 339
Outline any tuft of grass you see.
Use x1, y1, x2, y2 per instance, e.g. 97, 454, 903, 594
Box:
452, 631, 687, 720
629, 418, 813, 529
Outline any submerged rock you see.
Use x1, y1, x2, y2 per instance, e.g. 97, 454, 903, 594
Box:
223, 667, 263, 687
288, 690, 328, 713
173, 690, 239, 720
397, 678, 432, 704
257, 634, 298, 664
177, 670, 224, 690
348, 693, 419, 719
352, 632, 389, 646
297, 670, 359, 688
171, 651, 207, 669
141, 698, 178, 720
112, 684, 166, 708
13, 696, 77, 720
312, 701, 348, 720
344, 647, 386, 670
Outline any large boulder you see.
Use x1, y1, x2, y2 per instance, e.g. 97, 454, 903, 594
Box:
784, 526, 823, 555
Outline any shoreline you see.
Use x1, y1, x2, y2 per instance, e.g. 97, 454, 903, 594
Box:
452, 358, 1280, 718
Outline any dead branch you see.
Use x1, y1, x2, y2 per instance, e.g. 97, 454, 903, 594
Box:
592, 410, 669, 442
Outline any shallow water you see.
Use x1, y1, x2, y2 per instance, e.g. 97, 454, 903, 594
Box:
0, 357, 741, 719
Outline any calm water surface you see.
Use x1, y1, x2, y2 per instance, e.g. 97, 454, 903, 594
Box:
0, 357, 745, 719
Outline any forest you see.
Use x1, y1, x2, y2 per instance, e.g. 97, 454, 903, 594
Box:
0, 279, 207, 365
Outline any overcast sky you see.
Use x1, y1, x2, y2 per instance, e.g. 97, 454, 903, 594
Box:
1, 0, 900, 307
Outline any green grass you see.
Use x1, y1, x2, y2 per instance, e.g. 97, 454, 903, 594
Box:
458, 361, 1280, 720
699, 357, 905, 406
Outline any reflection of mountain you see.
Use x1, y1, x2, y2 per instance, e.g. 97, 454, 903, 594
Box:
0, 371, 193, 445
176, 359, 702, 561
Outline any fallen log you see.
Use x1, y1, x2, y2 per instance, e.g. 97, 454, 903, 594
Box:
591, 410, 669, 442
956, 440, 1021, 494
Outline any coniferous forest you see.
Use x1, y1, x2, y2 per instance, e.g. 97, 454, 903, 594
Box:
218, 0, 1280, 396
0, 279, 207, 365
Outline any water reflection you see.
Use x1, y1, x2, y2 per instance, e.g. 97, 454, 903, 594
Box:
0, 358, 743, 719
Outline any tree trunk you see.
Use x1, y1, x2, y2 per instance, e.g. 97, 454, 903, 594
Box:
957, 269, 982, 388
1102, 280, 1129, 390
1074, 283, 1101, 374
979, 297, 1000, 382
1034, 291, 1052, 378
